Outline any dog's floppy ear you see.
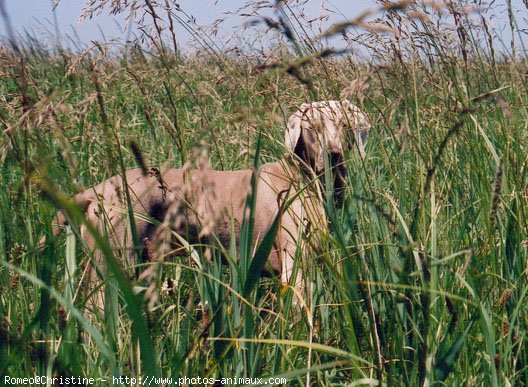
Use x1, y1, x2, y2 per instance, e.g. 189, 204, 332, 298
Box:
285, 104, 321, 171
285, 104, 305, 152
340, 99, 371, 159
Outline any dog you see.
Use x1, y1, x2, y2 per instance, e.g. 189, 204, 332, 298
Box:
43, 99, 370, 310
285, 99, 371, 203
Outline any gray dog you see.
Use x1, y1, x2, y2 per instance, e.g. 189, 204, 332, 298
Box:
45, 100, 370, 310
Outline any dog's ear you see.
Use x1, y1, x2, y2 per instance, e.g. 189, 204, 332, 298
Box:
285, 105, 305, 153
340, 100, 371, 158
286, 105, 321, 172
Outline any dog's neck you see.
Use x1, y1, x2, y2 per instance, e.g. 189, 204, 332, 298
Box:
283, 151, 346, 207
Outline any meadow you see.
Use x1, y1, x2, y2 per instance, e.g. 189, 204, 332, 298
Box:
1, 0, 528, 385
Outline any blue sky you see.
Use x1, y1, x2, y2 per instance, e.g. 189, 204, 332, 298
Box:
3, 0, 528, 52
4, 0, 373, 47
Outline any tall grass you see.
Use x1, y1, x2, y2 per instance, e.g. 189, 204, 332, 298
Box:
1, 0, 528, 385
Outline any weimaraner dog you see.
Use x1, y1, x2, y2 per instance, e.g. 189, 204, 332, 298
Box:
45, 99, 370, 310
286, 100, 370, 203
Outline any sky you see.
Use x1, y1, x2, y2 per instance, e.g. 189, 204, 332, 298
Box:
3, 0, 373, 49
2, 0, 528, 52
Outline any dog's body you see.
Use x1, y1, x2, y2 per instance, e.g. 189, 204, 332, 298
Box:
46, 99, 370, 309
61, 160, 322, 296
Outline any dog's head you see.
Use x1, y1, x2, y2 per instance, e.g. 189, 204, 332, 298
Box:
285, 100, 371, 194
285, 100, 370, 171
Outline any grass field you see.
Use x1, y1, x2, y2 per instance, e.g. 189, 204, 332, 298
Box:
1, 1, 528, 385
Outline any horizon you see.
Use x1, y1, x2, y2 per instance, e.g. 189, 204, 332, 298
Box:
3, 1, 372, 50
1, 0, 527, 56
